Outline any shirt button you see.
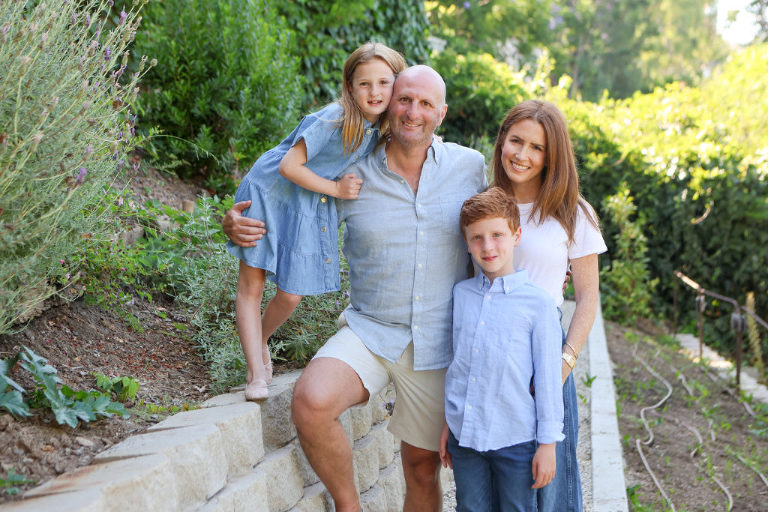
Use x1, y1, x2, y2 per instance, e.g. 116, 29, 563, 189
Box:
419, 231, 424, 236
414, 325, 419, 330
400, 179, 405, 184
321, 226, 327, 232
467, 405, 472, 410
415, 296, 420, 301
472, 377, 476, 382
418, 264, 423, 269
480, 321, 485, 326
325, 258, 331, 263
320, 197, 327, 203
474, 348, 478, 353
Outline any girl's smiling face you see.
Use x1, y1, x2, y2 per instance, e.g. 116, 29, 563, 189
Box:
348, 58, 396, 123
500, 119, 547, 202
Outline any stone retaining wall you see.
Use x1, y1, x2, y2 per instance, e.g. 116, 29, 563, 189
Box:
5, 369, 436, 512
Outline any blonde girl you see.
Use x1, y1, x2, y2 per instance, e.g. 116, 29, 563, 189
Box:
491, 99, 606, 512
227, 43, 406, 400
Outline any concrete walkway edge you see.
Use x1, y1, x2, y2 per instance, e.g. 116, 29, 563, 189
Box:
588, 302, 629, 512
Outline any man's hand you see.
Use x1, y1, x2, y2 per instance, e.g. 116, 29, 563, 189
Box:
222, 200, 266, 247
438, 423, 452, 469
531, 443, 556, 489
334, 174, 363, 200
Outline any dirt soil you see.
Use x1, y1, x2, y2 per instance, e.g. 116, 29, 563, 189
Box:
1, 165, 240, 503
607, 321, 768, 511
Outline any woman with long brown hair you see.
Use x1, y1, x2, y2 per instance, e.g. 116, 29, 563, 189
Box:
491, 99, 606, 512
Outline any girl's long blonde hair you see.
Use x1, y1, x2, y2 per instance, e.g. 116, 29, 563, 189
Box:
491, 100, 599, 242
338, 42, 406, 154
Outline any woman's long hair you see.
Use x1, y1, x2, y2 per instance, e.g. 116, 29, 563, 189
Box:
338, 42, 406, 154
491, 100, 598, 241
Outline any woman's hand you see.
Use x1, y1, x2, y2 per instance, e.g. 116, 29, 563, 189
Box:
222, 200, 267, 248
438, 423, 452, 469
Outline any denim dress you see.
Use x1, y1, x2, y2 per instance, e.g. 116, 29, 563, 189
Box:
227, 103, 380, 295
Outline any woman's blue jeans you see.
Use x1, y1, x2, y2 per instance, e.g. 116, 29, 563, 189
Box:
537, 371, 583, 512
449, 432, 537, 512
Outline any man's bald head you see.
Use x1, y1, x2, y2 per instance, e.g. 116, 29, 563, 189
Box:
387, 65, 449, 150
395, 65, 447, 107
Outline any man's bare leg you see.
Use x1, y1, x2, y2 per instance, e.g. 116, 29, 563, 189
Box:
292, 357, 369, 512
401, 441, 443, 512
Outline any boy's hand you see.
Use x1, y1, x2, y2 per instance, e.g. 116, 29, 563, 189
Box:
438, 424, 452, 469
531, 443, 556, 489
334, 174, 363, 199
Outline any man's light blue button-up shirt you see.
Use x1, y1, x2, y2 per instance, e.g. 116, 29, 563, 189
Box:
445, 271, 565, 452
337, 139, 487, 370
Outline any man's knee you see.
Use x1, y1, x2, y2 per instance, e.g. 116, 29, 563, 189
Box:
402, 443, 441, 488
291, 358, 367, 428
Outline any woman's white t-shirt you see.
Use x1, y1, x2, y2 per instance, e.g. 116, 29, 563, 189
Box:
514, 202, 607, 306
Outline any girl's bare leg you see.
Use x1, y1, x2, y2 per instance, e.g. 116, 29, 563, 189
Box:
260, 289, 302, 383
235, 261, 268, 399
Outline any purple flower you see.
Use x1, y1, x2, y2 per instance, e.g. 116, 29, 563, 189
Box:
119, 11, 127, 25
76, 167, 87, 185
463, 1, 470, 8
60, 259, 65, 265
133, 161, 139, 171
65, 273, 71, 280
86, 13, 91, 25
109, 0, 114, 6
104, 47, 111, 60
117, 160, 125, 171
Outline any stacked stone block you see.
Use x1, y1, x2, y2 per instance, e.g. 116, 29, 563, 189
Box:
5, 370, 411, 512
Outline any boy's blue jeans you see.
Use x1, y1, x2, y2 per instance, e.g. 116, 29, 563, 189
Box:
537, 371, 583, 512
448, 432, 537, 512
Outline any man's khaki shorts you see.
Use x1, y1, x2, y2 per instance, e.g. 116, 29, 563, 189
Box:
313, 319, 446, 452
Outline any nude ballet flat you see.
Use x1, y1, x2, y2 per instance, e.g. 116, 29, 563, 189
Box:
245, 379, 268, 401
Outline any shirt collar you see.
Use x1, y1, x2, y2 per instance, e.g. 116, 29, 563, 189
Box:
375, 135, 442, 168
475, 269, 530, 294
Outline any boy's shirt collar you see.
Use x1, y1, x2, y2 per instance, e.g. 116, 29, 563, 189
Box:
474, 269, 530, 294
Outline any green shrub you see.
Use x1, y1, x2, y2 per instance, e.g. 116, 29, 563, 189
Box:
432, 49, 529, 144
159, 197, 349, 391
134, 0, 303, 194
599, 184, 658, 323
0, 0, 150, 335
279, 0, 431, 108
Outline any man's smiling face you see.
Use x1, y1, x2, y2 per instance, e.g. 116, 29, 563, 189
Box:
387, 67, 447, 150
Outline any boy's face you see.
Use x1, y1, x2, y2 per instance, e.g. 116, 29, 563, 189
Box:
464, 216, 521, 282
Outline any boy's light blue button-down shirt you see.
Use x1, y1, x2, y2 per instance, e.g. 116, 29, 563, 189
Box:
337, 139, 487, 370
445, 271, 565, 452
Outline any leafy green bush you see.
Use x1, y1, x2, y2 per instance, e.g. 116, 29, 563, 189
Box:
153, 197, 350, 391
133, 0, 304, 194
279, 0, 431, 108
0, 0, 150, 334
1, 347, 128, 428
432, 49, 529, 144
599, 184, 658, 323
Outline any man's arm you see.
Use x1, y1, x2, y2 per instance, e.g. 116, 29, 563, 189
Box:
222, 200, 266, 248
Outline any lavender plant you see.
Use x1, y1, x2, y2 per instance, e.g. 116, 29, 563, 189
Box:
0, 0, 153, 334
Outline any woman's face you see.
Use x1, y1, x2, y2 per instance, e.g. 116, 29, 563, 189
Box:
500, 119, 547, 200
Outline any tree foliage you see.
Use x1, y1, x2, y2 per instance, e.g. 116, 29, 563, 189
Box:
133, 0, 303, 194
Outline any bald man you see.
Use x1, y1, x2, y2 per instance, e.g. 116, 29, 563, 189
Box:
223, 66, 487, 511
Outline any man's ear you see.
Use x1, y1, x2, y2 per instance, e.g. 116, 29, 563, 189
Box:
437, 103, 448, 126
